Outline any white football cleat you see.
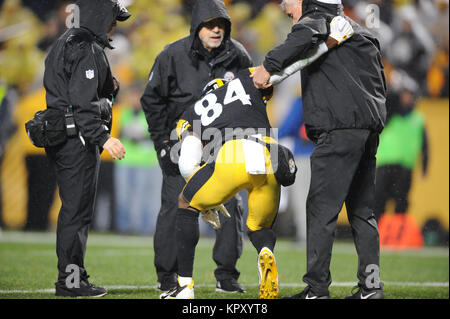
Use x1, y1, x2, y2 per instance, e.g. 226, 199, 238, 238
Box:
258, 247, 279, 299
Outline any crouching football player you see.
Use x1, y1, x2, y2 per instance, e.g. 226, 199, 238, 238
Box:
160, 16, 354, 299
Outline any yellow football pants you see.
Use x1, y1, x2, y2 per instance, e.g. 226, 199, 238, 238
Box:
182, 138, 280, 231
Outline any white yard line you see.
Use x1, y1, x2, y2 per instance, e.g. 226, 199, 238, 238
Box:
1, 231, 448, 296
0, 282, 448, 294
1, 231, 448, 257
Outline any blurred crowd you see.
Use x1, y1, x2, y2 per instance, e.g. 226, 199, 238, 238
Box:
0, 0, 448, 236
0, 0, 448, 96
344, 0, 449, 98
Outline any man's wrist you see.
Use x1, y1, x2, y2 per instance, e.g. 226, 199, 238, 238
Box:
100, 133, 111, 147
262, 60, 276, 75
326, 36, 338, 49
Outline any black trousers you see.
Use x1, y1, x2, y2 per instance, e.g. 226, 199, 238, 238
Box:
374, 165, 412, 220
303, 129, 380, 295
24, 155, 57, 231
154, 173, 244, 284
46, 138, 100, 282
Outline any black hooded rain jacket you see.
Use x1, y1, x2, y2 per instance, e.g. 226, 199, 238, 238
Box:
43, 0, 129, 147
140, 0, 252, 151
263, 0, 387, 142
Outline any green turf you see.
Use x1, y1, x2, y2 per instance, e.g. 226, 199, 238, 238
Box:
0, 231, 448, 299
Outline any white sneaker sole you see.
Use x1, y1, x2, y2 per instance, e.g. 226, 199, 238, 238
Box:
160, 286, 194, 299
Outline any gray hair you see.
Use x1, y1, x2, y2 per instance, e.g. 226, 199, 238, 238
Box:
280, 0, 300, 12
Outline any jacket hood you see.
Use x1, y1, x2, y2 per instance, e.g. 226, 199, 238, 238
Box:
302, 0, 343, 17
189, 0, 231, 41
77, 0, 130, 48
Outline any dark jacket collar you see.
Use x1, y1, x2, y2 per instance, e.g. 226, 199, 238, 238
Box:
79, 27, 112, 49
190, 36, 237, 68
302, 0, 344, 17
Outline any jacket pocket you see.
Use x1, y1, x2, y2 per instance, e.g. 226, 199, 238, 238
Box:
45, 109, 67, 147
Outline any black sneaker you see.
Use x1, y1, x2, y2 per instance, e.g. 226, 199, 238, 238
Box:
55, 279, 107, 297
345, 283, 384, 299
216, 279, 246, 293
283, 286, 330, 299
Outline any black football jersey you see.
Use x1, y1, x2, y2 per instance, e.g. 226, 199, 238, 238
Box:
176, 68, 274, 145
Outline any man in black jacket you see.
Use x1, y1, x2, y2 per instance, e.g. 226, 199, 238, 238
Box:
43, 0, 129, 297
253, 0, 387, 299
141, 0, 251, 293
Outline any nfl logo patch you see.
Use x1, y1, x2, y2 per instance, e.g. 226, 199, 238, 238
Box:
85, 69, 95, 79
